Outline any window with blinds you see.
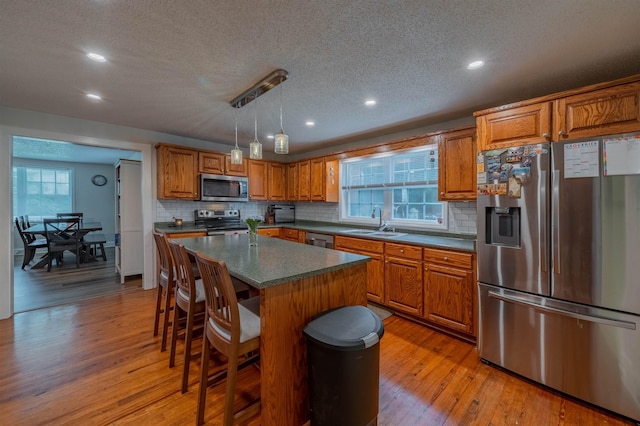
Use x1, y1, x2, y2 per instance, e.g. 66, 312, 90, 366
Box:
340, 145, 446, 229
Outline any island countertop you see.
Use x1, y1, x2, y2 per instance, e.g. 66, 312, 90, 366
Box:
178, 234, 370, 289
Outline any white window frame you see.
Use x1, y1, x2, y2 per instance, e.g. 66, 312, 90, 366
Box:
338, 145, 447, 231
12, 166, 73, 222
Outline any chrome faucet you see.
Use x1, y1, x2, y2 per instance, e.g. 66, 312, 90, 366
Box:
372, 206, 390, 231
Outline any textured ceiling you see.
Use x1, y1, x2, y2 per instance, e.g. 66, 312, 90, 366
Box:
2, 0, 640, 157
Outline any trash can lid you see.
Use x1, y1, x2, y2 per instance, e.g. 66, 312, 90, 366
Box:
303, 305, 384, 351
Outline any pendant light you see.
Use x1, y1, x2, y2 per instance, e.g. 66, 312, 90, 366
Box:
249, 94, 262, 159
230, 106, 243, 164
274, 83, 289, 154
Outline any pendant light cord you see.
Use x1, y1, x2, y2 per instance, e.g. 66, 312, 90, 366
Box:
279, 84, 284, 132
234, 106, 239, 149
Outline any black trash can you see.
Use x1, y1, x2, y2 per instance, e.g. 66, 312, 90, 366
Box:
303, 305, 385, 426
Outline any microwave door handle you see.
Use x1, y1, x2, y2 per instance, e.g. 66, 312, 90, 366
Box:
552, 170, 560, 275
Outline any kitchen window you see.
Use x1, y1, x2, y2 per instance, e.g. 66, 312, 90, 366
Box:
12, 166, 73, 221
339, 145, 446, 230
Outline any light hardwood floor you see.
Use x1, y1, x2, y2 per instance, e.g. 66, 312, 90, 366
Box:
13, 247, 141, 312
0, 281, 635, 425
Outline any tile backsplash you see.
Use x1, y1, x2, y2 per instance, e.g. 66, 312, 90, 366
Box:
156, 200, 477, 235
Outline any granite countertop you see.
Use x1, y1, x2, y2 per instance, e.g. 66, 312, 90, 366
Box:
155, 220, 476, 252
178, 234, 370, 289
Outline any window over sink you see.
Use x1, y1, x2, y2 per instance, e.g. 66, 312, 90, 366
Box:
339, 145, 447, 230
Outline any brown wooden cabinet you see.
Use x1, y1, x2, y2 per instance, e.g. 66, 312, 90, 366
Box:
554, 81, 640, 140
310, 158, 326, 201
258, 227, 281, 238
438, 128, 477, 201
476, 102, 552, 152
156, 144, 199, 200
476, 77, 640, 151
198, 152, 224, 174
384, 242, 423, 316
268, 162, 286, 200
248, 160, 268, 201
286, 162, 299, 201
335, 236, 385, 304
281, 228, 300, 242
423, 248, 476, 336
224, 155, 248, 177
298, 160, 311, 201
324, 159, 339, 203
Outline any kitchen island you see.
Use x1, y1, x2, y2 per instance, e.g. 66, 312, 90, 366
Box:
178, 234, 370, 426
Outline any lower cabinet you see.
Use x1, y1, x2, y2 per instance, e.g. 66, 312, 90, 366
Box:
423, 248, 476, 335
334, 235, 477, 339
258, 228, 281, 238
281, 228, 300, 242
335, 236, 385, 304
384, 243, 423, 316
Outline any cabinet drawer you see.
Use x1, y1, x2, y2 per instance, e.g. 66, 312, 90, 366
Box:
258, 228, 281, 237
281, 228, 299, 240
385, 242, 422, 260
335, 236, 384, 254
424, 248, 473, 269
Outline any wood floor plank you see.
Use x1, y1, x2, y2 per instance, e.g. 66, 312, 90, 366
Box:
1, 259, 637, 425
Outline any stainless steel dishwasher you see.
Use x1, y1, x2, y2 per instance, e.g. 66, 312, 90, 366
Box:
305, 232, 334, 249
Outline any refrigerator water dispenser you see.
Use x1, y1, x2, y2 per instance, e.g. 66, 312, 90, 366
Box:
485, 206, 520, 247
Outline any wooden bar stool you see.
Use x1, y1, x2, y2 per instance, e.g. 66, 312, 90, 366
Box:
168, 239, 206, 393
152, 231, 175, 352
195, 251, 261, 426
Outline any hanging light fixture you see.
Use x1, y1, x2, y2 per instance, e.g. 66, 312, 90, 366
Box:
230, 106, 243, 164
249, 95, 262, 159
274, 82, 289, 154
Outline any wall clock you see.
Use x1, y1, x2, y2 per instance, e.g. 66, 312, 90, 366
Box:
91, 174, 108, 186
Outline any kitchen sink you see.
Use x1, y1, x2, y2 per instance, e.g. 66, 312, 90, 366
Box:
342, 229, 377, 235
342, 229, 406, 237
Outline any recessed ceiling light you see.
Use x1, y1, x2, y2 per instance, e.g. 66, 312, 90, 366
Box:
86, 93, 102, 101
467, 60, 484, 70
364, 99, 377, 107
87, 52, 106, 62
267, 135, 274, 140
305, 121, 315, 127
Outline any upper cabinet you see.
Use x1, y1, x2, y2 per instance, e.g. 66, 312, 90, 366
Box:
475, 75, 640, 151
438, 127, 477, 201
309, 158, 326, 201
198, 152, 224, 174
224, 155, 248, 177
554, 81, 640, 140
247, 160, 268, 201
298, 160, 311, 201
268, 162, 287, 201
476, 102, 552, 151
157, 144, 199, 200
286, 163, 299, 201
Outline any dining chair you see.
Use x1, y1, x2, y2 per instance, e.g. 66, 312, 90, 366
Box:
19, 216, 35, 243
15, 217, 47, 269
43, 218, 82, 271
56, 212, 84, 220
167, 239, 206, 393
194, 251, 261, 426
152, 230, 175, 352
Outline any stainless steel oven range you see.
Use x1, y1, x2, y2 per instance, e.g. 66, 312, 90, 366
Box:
194, 209, 248, 236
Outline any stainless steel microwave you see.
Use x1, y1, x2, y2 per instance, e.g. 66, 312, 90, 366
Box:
200, 174, 248, 202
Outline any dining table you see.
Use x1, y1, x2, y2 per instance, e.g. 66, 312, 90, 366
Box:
23, 220, 103, 269
179, 233, 369, 426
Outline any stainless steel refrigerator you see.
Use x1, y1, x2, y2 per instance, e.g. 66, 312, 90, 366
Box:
477, 134, 640, 422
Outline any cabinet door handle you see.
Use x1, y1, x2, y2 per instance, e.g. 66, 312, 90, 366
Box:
443, 256, 448, 261
558, 130, 567, 137
542, 133, 550, 140
400, 249, 404, 253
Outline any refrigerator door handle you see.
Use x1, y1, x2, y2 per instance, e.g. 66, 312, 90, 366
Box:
540, 170, 548, 273
488, 291, 637, 330
552, 170, 561, 275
